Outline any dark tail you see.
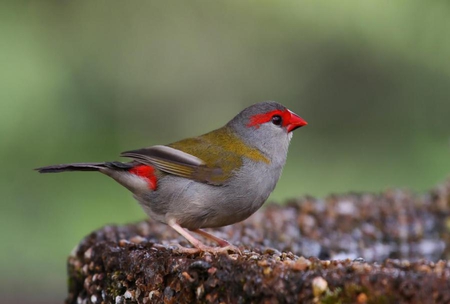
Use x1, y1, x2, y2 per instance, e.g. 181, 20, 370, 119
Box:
35, 161, 133, 173
35, 163, 106, 173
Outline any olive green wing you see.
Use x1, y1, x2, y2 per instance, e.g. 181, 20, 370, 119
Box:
120, 145, 225, 185
122, 127, 268, 185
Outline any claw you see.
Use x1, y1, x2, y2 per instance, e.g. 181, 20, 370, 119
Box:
216, 244, 241, 255
172, 243, 241, 255
172, 244, 201, 254
168, 220, 242, 254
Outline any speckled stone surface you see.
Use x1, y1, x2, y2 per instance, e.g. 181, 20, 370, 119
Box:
67, 179, 450, 303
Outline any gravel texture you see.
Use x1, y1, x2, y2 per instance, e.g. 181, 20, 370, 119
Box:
67, 178, 450, 303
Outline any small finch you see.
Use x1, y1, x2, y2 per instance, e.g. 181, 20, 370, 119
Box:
36, 101, 307, 253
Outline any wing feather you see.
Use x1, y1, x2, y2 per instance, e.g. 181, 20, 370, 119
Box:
120, 145, 224, 185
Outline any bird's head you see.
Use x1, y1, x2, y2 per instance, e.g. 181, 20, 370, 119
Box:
227, 101, 307, 158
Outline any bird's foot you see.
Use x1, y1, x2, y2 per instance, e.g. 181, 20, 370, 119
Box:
196, 243, 241, 254
171, 244, 201, 254
168, 221, 241, 254
172, 243, 241, 255
216, 244, 242, 255
191, 229, 237, 248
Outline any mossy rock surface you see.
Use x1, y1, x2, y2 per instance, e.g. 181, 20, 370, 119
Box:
67, 179, 450, 303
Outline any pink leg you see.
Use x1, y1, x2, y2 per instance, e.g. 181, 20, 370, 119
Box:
192, 229, 232, 247
168, 221, 240, 254
168, 221, 207, 248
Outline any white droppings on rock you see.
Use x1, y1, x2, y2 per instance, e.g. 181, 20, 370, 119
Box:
84, 247, 93, 260
82, 264, 89, 275
336, 200, 356, 215
312, 276, 328, 297
332, 252, 358, 261
124, 290, 133, 299
149, 291, 157, 300
196, 284, 205, 299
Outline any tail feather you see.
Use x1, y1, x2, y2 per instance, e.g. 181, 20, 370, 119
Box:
35, 161, 135, 173
35, 163, 106, 173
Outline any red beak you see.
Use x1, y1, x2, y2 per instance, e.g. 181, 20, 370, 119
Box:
287, 110, 308, 132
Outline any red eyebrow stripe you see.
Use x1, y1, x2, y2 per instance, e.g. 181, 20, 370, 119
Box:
129, 165, 157, 190
247, 109, 291, 128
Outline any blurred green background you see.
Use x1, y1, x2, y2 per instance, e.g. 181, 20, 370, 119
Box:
2, 0, 450, 302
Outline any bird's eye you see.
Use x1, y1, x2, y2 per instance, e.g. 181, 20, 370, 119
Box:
271, 115, 282, 126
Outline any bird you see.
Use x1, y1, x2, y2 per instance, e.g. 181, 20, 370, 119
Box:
36, 101, 307, 253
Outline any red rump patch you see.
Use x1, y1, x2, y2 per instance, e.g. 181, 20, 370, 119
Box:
247, 109, 292, 129
129, 165, 157, 190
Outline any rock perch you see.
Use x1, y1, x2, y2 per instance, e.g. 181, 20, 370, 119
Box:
67, 179, 450, 303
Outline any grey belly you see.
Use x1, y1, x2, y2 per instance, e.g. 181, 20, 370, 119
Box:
137, 177, 273, 230
137, 159, 282, 230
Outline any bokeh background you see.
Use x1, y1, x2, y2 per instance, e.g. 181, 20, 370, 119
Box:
2, 1, 450, 303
